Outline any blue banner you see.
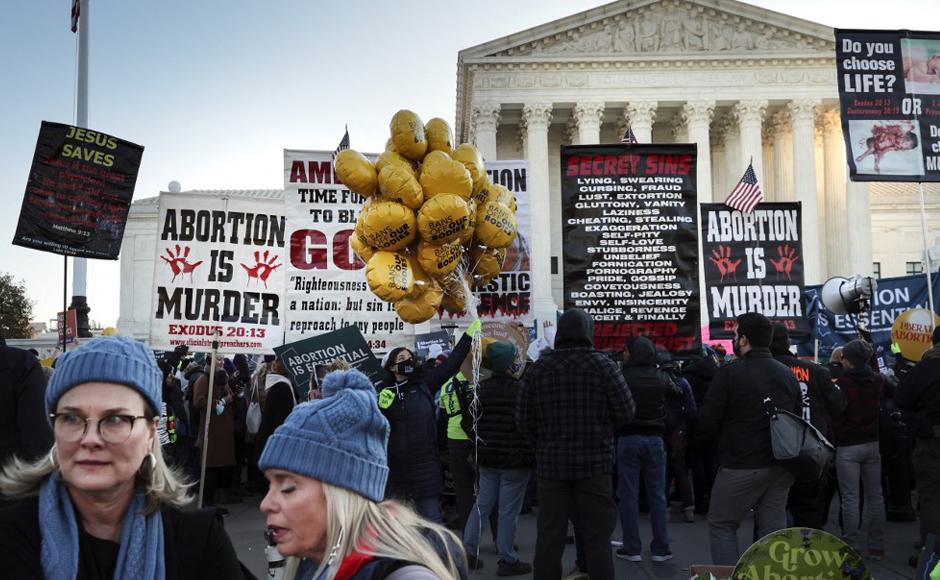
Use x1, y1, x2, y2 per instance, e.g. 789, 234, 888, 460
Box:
798, 272, 940, 361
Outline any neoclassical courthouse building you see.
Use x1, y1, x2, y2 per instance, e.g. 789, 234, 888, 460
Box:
116, 0, 939, 339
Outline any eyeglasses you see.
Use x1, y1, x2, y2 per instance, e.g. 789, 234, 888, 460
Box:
49, 413, 150, 444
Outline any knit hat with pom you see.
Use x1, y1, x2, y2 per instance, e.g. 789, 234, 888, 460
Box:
258, 369, 389, 501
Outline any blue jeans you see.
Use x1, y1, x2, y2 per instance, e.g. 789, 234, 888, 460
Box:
463, 467, 531, 563
836, 442, 885, 552
413, 495, 443, 524
617, 435, 670, 556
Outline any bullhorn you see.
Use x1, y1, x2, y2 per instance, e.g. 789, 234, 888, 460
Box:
820, 275, 878, 315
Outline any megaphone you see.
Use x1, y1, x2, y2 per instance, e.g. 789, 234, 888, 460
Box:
821, 275, 878, 315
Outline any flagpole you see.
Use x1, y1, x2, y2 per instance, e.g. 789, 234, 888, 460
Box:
70, 0, 91, 337
918, 181, 936, 325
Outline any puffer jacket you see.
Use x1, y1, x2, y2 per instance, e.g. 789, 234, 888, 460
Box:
476, 373, 534, 470
380, 333, 472, 500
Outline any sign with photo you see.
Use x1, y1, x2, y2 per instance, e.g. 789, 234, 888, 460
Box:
835, 29, 940, 181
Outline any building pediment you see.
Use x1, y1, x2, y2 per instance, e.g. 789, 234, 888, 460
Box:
461, 0, 835, 61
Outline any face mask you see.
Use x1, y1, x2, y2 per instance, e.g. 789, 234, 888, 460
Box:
396, 360, 417, 376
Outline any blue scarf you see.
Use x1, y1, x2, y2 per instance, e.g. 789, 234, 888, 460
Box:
39, 473, 166, 580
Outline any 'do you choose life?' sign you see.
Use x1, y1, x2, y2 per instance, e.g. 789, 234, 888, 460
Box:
701, 203, 809, 339
150, 193, 286, 354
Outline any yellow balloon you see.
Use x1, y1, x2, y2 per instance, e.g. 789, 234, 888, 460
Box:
404, 255, 433, 299
415, 240, 463, 276
470, 245, 506, 279
333, 149, 377, 197
419, 151, 473, 201
891, 308, 940, 361
417, 194, 473, 245
452, 144, 487, 195
459, 200, 477, 245
472, 270, 498, 289
102, 327, 119, 336
475, 201, 517, 248
358, 201, 417, 251
366, 251, 414, 302
378, 165, 423, 210
385, 138, 397, 153
441, 284, 467, 314
485, 183, 515, 208
375, 150, 416, 180
390, 109, 428, 161
425, 118, 454, 154
395, 283, 443, 323
350, 232, 374, 263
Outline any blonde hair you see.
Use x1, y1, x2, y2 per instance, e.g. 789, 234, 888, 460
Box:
0, 435, 191, 513
283, 483, 465, 579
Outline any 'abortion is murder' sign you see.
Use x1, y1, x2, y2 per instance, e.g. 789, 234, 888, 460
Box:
835, 29, 940, 181
13, 121, 143, 259
149, 193, 286, 354
702, 203, 809, 339
562, 144, 700, 355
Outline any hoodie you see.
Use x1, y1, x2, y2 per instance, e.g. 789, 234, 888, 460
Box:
618, 336, 680, 437
517, 309, 636, 480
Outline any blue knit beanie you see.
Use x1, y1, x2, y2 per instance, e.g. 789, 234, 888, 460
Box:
45, 336, 163, 416
258, 369, 389, 502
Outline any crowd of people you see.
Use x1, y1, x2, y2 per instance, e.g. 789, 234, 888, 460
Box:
0, 306, 937, 579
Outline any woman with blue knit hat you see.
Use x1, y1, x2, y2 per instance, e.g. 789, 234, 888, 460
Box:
259, 368, 469, 580
0, 336, 248, 579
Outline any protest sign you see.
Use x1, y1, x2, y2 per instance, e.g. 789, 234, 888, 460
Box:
701, 203, 809, 339
891, 308, 940, 361
835, 29, 940, 181
481, 320, 529, 378
275, 325, 383, 388
13, 121, 143, 258
415, 330, 451, 361
149, 193, 286, 354
57, 309, 77, 345
732, 528, 869, 579
801, 272, 940, 360
284, 150, 412, 353
561, 144, 700, 355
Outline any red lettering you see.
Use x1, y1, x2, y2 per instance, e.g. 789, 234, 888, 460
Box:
332, 229, 364, 271
309, 161, 334, 184
289, 160, 307, 183
290, 229, 327, 270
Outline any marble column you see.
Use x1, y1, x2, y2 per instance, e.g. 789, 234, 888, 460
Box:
847, 181, 873, 276
771, 111, 795, 202
682, 101, 715, 202
626, 101, 657, 143
116, 229, 136, 331
721, 114, 742, 194
523, 102, 557, 327
822, 108, 851, 277
788, 99, 822, 284
815, 126, 827, 277
735, 100, 768, 184
711, 139, 726, 202
471, 101, 500, 161
574, 102, 604, 146
762, 128, 775, 201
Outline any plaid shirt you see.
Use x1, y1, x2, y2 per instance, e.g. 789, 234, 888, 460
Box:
517, 347, 635, 481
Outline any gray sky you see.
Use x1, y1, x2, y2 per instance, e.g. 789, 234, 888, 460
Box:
2, 0, 938, 328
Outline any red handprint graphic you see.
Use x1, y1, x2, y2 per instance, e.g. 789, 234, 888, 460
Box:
160, 245, 203, 282
708, 245, 742, 282
241, 250, 281, 288
770, 245, 800, 280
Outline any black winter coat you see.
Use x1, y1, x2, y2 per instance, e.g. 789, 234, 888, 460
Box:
0, 496, 252, 579
476, 373, 534, 470
774, 354, 845, 439
380, 333, 472, 499
896, 346, 940, 440
618, 336, 680, 437
696, 348, 801, 469
0, 346, 52, 466
256, 376, 295, 461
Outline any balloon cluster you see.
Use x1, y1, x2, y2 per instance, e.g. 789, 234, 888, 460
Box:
334, 110, 518, 324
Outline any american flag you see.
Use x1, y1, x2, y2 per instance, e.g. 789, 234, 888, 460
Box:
725, 161, 764, 214
620, 127, 638, 144
71, 0, 80, 33
332, 126, 350, 160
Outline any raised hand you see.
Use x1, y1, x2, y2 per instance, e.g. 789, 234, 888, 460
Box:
708, 245, 741, 282
769, 244, 799, 280
241, 250, 282, 288
160, 244, 203, 282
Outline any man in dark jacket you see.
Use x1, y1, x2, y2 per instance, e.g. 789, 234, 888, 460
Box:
770, 323, 845, 529
614, 336, 680, 562
517, 308, 635, 580
896, 326, 940, 546
697, 312, 801, 565
463, 341, 533, 576
684, 348, 720, 515
0, 345, 53, 469
833, 339, 886, 558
